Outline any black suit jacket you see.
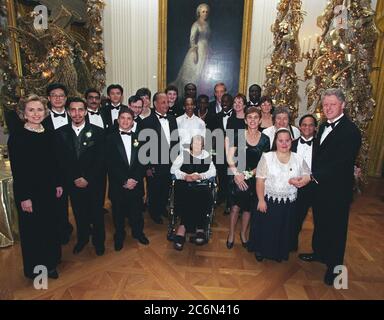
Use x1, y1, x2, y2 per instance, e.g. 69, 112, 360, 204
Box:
42, 112, 70, 131
208, 100, 219, 117
138, 111, 179, 172
100, 102, 128, 133
55, 122, 105, 190
85, 108, 109, 130
312, 115, 361, 204
106, 130, 144, 198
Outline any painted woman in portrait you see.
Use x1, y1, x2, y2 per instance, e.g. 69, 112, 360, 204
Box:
172, 3, 211, 94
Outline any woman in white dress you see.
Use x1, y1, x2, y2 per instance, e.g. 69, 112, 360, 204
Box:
251, 128, 311, 262
172, 3, 211, 94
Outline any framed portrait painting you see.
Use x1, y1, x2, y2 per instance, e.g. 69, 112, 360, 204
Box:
158, 0, 253, 98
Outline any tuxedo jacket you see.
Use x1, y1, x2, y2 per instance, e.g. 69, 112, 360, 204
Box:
138, 111, 179, 172
55, 122, 105, 190
85, 109, 110, 130
208, 100, 219, 117
312, 115, 361, 204
100, 102, 128, 133
106, 130, 144, 198
42, 112, 70, 131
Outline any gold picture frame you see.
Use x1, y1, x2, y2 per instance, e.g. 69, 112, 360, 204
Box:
158, 0, 253, 95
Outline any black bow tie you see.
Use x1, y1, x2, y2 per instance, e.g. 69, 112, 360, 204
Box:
120, 131, 132, 136
300, 138, 313, 146
88, 110, 100, 116
53, 112, 66, 118
156, 113, 168, 120
325, 118, 341, 129
221, 110, 232, 117
111, 105, 120, 111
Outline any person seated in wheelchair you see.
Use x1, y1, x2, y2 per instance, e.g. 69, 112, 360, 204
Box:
170, 135, 216, 250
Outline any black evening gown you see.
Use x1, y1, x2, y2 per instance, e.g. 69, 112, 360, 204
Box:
8, 128, 62, 277
228, 133, 270, 212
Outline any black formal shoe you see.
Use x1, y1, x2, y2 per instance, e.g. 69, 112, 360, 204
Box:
324, 266, 337, 286
48, 269, 59, 279
114, 240, 124, 251
226, 236, 234, 249
240, 233, 248, 248
298, 252, 317, 262
135, 234, 149, 245
95, 246, 105, 256
151, 216, 163, 224
174, 235, 185, 251
73, 241, 88, 255
255, 252, 264, 262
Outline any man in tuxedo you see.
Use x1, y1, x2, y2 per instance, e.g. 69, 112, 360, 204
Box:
247, 84, 262, 108
128, 95, 144, 132
101, 84, 127, 132
139, 92, 179, 224
43, 83, 70, 131
56, 97, 106, 256
106, 107, 149, 250
85, 88, 108, 129
210, 93, 233, 208
42, 83, 73, 245
291, 114, 317, 251
299, 88, 361, 286
208, 82, 227, 116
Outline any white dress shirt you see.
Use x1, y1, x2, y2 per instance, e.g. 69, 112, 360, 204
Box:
215, 102, 222, 113
263, 125, 301, 148
320, 113, 344, 145
296, 136, 314, 170
111, 103, 121, 123
156, 112, 171, 145
132, 121, 138, 133
176, 113, 206, 149
72, 122, 86, 137
171, 150, 216, 180
120, 130, 132, 165
50, 109, 68, 130
87, 108, 104, 128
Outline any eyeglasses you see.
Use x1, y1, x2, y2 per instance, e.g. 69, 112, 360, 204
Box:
50, 94, 66, 99
87, 96, 100, 100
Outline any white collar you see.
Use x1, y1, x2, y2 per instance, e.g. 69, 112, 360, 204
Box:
300, 136, 314, 141
327, 113, 344, 124
187, 149, 210, 159
183, 113, 196, 120
51, 108, 66, 115
111, 103, 121, 108
72, 122, 86, 132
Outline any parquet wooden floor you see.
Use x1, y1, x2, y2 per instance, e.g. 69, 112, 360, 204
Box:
1, 178, 383, 300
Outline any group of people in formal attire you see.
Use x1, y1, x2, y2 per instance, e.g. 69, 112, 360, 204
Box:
6, 80, 361, 286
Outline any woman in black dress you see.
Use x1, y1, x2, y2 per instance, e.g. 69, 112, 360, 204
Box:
227, 94, 247, 133
8, 94, 63, 280
170, 135, 216, 250
258, 96, 274, 132
225, 107, 270, 249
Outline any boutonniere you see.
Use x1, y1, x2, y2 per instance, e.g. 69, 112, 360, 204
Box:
133, 139, 139, 147
83, 142, 87, 146
243, 170, 254, 180
85, 131, 92, 138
